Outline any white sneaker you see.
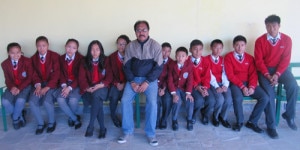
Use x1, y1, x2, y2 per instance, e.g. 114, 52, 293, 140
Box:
117, 134, 129, 144
148, 137, 158, 146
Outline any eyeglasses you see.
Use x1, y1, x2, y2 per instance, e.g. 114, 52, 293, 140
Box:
117, 43, 127, 46
135, 29, 148, 33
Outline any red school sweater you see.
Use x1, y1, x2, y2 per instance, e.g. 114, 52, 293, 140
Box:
254, 33, 292, 76
188, 56, 211, 89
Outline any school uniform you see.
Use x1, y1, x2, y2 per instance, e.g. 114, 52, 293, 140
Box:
29, 50, 60, 133
224, 51, 269, 127
188, 56, 214, 123
157, 57, 173, 128
78, 57, 112, 134
107, 51, 126, 126
1, 55, 33, 128
54, 52, 83, 125
255, 33, 298, 130
206, 54, 232, 124
168, 60, 194, 122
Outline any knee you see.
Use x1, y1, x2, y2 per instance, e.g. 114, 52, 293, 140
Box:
56, 98, 65, 104
1, 99, 11, 108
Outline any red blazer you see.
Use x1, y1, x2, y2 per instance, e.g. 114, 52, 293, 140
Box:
158, 57, 174, 89
107, 51, 126, 86
31, 50, 60, 88
168, 60, 194, 93
1, 55, 33, 91
224, 51, 257, 89
59, 52, 84, 89
188, 56, 211, 89
78, 57, 113, 94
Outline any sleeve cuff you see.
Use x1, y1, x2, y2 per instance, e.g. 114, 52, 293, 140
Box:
275, 72, 281, 77
68, 86, 73, 91
171, 91, 176, 95
34, 83, 41, 88
61, 83, 67, 88
186, 92, 191, 95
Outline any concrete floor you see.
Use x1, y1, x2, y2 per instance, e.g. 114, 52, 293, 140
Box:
0, 102, 299, 150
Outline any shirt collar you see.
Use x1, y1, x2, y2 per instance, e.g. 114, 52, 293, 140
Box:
267, 33, 281, 40
117, 52, 124, 60
65, 54, 75, 60
92, 58, 99, 62
11, 59, 18, 64
234, 52, 244, 58
191, 56, 200, 63
211, 55, 219, 61
39, 53, 47, 59
163, 58, 168, 64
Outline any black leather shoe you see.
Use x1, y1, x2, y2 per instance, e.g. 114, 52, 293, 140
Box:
112, 118, 122, 128
232, 123, 243, 131
21, 110, 27, 127
35, 124, 46, 135
172, 120, 178, 131
266, 128, 279, 139
98, 128, 107, 139
13, 119, 21, 130
282, 113, 298, 130
245, 121, 264, 133
212, 117, 219, 127
85, 126, 94, 137
218, 116, 231, 128
159, 120, 167, 130
201, 116, 208, 125
74, 121, 82, 130
187, 120, 193, 131
186, 117, 196, 124
68, 118, 75, 127
47, 122, 56, 133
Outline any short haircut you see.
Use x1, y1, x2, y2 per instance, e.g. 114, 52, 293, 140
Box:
233, 35, 247, 44
36, 36, 49, 44
210, 39, 223, 47
116, 34, 131, 44
190, 39, 203, 49
265, 14, 281, 24
65, 38, 79, 48
134, 20, 150, 31
162, 42, 172, 49
176, 46, 188, 55
7, 42, 21, 53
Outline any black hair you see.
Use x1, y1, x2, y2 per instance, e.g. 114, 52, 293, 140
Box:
7, 42, 21, 53
36, 36, 49, 44
210, 39, 223, 47
233, 35, 247, 44
84, 40, 106, 71
65, 38, 79, 48
162, 42, 172, 49
116, 34, 131, 44
176, 47, 188, 55
190, 39, 203, 49
134, 20, 150, 31
265, 14, 281, 24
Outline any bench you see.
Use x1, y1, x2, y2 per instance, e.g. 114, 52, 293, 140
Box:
275, 62, 300, 125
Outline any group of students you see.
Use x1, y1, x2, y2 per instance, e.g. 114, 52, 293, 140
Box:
1, 14, 298, 145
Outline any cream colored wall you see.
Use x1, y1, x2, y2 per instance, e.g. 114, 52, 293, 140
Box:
0, 0, 299, 86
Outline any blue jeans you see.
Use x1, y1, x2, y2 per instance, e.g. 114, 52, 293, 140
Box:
258, 67, 299, 129
121, 77, 158, 138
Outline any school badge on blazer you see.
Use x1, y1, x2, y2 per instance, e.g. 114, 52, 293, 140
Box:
22, 71, 27, 77
183, 72, 189, 79
102, 69, 106, 75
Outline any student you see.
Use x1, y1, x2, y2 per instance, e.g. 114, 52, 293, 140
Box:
255, 14, 297, 138
1, 42, 33, 130
168, 47, 194, 131
54, 39, 83, 130
29, 36, 60, 135
107, 35, 131, 128
206, 39, 232, 128
224, 35, 269, 134
188, 40, 214, 125
79, 40, 112, 139
157, 42, 174, 129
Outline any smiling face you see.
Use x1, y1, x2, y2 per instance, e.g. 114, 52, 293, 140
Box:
8, 46, 22, 61
91, 44, 101, 59
135, 22, 149, 42
65, 41, 78, 58
36, 40, 49, 55
233, 41, 246, 55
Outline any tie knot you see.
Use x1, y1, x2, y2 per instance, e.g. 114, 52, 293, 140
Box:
194, 60, 198, 65
163, 60, 166, 64
271, 38, 277, 45
238, 55, 242, 61
214, 59, 218, 63
41, 56, 45, 62
66, 58, 72, 63
13, 61, 17, 68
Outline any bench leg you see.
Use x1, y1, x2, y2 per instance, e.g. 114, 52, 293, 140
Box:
135, 94, 140, 128
275, 98, 281, 126
1, 106, 7, 131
